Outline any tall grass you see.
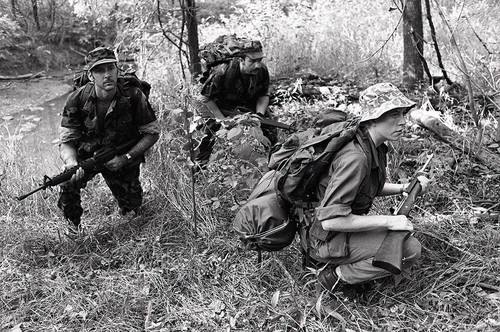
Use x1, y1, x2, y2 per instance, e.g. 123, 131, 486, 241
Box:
2, 2, 500, 330
2, 76, 500, 331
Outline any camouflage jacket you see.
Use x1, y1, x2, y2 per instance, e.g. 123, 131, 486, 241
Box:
60, 81, 159, 160
200, 58, 270, 111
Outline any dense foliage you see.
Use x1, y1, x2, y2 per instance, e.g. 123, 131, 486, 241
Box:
1, 0, 500, 331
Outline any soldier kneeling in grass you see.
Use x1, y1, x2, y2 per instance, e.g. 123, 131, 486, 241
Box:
194, 37, 278, 169
305, 83, 432, 292
58, 47, 160, 237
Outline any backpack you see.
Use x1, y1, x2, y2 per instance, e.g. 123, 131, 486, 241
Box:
233, 109, 361, 255
233, 170, 294, 252
198, 34, 259, 84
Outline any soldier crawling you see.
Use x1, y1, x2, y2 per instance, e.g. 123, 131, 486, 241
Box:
58, 46, 160, 236
194, 38, 278, 169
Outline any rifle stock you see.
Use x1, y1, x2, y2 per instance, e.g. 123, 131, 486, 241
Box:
372, 231, 411, 274
16, 139, 139, 201
372, 154, 433, 274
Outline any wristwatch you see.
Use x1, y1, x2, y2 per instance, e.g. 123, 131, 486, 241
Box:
125, 153, 133, 163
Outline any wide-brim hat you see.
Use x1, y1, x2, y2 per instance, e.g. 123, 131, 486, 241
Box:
359, 83, 416, 122
85, 47, 117, 71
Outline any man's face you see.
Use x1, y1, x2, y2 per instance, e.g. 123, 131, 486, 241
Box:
89, 63, 118, 92
241, 56, 263, 75
372, 108, 408, 142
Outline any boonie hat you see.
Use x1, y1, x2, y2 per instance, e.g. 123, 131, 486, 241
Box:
85, 47, 117, 71
359, 83, 416, 122
244, 40, 264, 60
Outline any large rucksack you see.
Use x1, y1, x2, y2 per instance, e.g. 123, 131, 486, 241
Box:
72, 70, 153, 116
233, 109, 361, 255
73, 70, 152, 99
198, 34, 260, 84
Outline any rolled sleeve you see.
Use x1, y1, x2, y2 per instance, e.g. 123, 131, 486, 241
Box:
138, 119, 160, 135
59, 127, 82, 144
315, 204, 352, 221
134, 90, 158, 128
316, 149, 368, 222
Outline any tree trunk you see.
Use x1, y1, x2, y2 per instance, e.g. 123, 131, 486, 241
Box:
11, 0, 17, 17
403, 0, 424, 88
185, 0, 201, 79
409, 103, 500, 173
31, 0, 41, 30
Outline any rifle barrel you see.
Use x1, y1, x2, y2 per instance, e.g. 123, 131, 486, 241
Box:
16, 185, 47, 201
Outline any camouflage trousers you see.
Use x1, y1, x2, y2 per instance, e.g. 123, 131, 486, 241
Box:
57, 165, 143, 226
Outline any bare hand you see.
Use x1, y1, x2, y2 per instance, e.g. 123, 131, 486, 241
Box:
387, 215, 414, 231
105, 155, 127, 172
62, 160, 84, 183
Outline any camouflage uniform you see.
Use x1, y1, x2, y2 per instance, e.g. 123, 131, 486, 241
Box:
58, 61, 159, 226
195, 44, 277, 165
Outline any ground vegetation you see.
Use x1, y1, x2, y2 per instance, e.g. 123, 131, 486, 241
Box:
1, 0, 500, 331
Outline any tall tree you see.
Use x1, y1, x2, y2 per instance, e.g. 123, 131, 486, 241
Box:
402, 0, 424, 88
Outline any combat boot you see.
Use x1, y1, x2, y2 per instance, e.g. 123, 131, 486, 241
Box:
317, 265, 344, 292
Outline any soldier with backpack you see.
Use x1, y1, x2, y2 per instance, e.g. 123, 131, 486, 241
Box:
234, 82, 432, 293
58, 46, 160, 237
194, 36, 278, 168
307, 83, 431, 291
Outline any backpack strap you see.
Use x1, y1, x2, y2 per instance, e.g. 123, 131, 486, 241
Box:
78, 82, 94, 110
294, 201, 318, 268
222, 58, 240, 94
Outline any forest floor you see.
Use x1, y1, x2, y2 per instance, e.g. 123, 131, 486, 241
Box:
1, 66, 500, 331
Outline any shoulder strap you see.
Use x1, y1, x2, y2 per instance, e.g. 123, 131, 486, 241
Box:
223, 58, 240, 93
78, 83, 94, 110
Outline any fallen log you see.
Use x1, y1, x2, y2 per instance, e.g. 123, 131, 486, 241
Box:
409, 100, 500, 173
0, 71, 45, 81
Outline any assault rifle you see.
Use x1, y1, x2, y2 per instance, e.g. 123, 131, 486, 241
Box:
16, 139, 139, 201
372, 153, 434, 274
221, 107, 296, 131
196, 102, 296, 131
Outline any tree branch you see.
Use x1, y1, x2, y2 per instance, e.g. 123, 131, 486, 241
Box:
432, 0, 478, 127
425, 0, 452, 85
464, 16, 492, 55
156, 0, 188, 59
178, 0, 187, 81
357, 3, 405, 63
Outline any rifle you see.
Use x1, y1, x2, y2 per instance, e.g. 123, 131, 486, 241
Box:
372, 153, 434, 274
195, 101, 296, 131
16, 139, 139, 201
221, 107, 296, 131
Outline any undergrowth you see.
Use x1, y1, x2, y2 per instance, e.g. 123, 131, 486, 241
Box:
1, 79, 500, 331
